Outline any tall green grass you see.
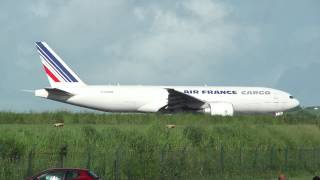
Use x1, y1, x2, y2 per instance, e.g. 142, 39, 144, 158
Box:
0, 111, 320, 179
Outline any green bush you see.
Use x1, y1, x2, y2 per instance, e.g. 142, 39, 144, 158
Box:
183, 126, 204, 146
0, 137, 26, 161
0, 112, 320, 179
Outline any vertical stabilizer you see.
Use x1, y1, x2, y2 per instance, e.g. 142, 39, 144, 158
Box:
35, 41, 86, 88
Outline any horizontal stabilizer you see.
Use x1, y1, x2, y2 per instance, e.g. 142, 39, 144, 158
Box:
35, 88, 74, 101
44, 88, 74, 97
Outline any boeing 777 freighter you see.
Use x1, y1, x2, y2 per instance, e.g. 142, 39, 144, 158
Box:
34, 42, 299, 116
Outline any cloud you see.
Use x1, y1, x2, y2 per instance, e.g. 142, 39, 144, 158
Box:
84, 1, 241, 84
0, 0, 319, 111
183, 0, 230, 23
34, 0, 243, 85
277, 63, 320, 106
29, 0, 50, 18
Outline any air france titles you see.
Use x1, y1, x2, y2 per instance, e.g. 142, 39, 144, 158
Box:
241, 91, 271, 95
183, 90, 271, 95
184, 90, 237, 95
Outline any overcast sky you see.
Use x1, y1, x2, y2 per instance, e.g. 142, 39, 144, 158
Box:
0, 0, 319, 112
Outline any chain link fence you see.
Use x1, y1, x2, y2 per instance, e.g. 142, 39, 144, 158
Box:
1, 145, 319, 179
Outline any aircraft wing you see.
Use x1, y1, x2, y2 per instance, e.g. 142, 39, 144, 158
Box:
164, 88, 205, 111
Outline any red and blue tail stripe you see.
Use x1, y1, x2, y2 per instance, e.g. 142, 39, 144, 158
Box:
38, 49, 67, 82
43, 65, 60, 82
36, 42, 78, 83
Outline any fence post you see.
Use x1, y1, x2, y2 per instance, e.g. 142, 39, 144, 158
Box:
114, 159, 119, 180
220, 145, 224, 173
284, 147, 288, 171
86, 146, 92, 169
159, 148, 165, 180
239, 145, 243, 172
270, 146, 275, 170
26, 146, 35, 177
298, 146, 304, 169
59, 145, 68, 168
253, 146, 258, 169
313, 147, 317, 171
126, 154, 132, 180
114, 149, 120, 180
317, 147, 320, 170
180, 147, 187, 179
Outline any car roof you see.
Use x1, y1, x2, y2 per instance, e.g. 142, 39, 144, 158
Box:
45, 168, 88, 171
28, 168, 89, 178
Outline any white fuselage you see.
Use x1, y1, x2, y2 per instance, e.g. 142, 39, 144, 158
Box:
35, 85, 300, 115
33, 42, 300, 116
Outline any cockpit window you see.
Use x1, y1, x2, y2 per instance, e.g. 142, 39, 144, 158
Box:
289, 96, 294, 99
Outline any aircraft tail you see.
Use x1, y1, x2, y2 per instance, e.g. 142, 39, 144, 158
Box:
35, 42, 86, 88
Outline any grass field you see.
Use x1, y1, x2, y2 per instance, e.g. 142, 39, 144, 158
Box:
1, 111, 320, 179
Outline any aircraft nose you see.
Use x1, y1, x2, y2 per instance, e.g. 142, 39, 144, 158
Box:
292, 99, 300, 108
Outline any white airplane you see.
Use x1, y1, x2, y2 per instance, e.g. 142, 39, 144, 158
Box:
34, 42, 300, 116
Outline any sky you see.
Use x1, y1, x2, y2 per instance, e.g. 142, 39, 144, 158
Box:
0, 0, 319, 112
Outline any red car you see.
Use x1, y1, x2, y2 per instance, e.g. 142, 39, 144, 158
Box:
25, 168, 100, 180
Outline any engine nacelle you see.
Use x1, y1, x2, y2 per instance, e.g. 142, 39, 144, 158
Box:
203, 102, 234, 116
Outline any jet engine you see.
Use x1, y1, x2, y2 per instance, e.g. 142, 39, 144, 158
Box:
202, 102, 234, 116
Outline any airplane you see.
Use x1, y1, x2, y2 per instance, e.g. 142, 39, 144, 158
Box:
34, 41, 300, 116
